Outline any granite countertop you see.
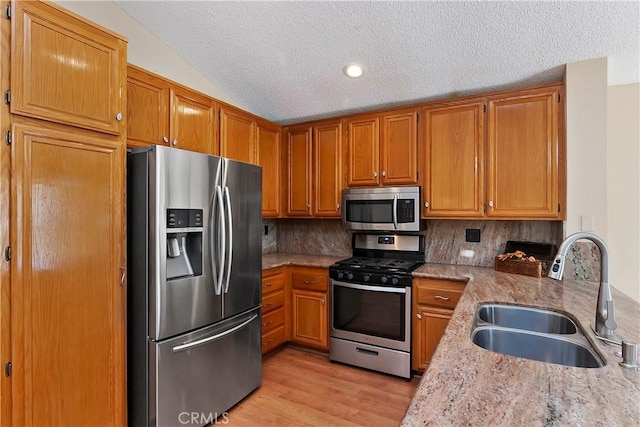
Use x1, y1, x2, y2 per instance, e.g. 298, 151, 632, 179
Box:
262, 252, 344, 270
404, 264, 640, 426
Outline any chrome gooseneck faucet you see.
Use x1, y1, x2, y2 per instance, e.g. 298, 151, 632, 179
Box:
548, 232, 617, 338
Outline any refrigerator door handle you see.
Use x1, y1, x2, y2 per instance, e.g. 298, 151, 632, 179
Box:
171, 314, 257, 352
223, 186, 233, 293
214, 185, 226, 295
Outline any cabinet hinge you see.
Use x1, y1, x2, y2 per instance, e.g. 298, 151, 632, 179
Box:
4, 131, 11, 145
416, 113, 419, 123
416, 171, 419, 180
483, 104, 487, 113
4, 5, 10, 20
4, 90, 10, 105
4, 246, 10, 261
558, 203, 561, 213
218, 109, 221, 120
483, 204, 487, 213
4, 362, 10, 377
558, 93, 561, 103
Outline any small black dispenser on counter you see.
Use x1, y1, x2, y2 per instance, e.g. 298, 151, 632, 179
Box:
166, 208, 203, 280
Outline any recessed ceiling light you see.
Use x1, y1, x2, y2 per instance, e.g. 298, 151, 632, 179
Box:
344, 64, 363, 78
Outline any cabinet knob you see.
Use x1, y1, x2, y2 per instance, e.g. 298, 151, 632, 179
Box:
172, 139, 178, 146
416, 313, 422, 319
488, 200, 494, 208
373, 171, 378, 178
382, 170, 386, 177
321, 299, 325, 305
306, 204, 310, 210
336, 203, 340, 210
424, 201, 429, 208
115, 112, 123, 121
163, 136, 169, 143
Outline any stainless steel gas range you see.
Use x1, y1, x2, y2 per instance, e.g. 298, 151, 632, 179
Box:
329, 233, 425, 379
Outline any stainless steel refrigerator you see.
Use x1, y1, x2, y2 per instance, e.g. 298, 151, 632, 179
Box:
127, 145, 262, 426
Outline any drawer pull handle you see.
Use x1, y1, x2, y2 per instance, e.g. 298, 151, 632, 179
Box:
263, 320, 273, 326
263, 303, 272, 309
434, 295, 451, 301
303, 280, 314, 284
263, 283, 272, 288
263, 339, 274, 346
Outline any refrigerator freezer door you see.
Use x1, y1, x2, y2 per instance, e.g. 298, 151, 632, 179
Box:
221, 159, 262, 318
149, 308, 262, 427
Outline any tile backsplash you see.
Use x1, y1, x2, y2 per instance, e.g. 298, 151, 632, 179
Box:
261, 218, 600, 281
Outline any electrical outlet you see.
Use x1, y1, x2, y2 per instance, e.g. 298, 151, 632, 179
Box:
581, 215, 594, 231
466, 229, 481, 242
264, 225, 269, 235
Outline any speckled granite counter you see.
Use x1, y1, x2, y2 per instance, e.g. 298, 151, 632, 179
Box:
262, 253, 344, 270
403, 264, 640, 426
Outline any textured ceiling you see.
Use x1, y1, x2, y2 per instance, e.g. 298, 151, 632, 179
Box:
115, 1, 639, 124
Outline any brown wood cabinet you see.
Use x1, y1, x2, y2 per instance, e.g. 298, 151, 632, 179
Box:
10, 118, 126, 426
126, 65, 217, 154
11, 1, 127, 135
256, 120, 282, 217
346, 109, 418, 187
290, 267, 329, 350
412, 278, 465, 372
286, 121, 343, 218
486, 87, 561, 218
420, 101, 485, 217
220, 106, 256, 163
261, 268, 288, 355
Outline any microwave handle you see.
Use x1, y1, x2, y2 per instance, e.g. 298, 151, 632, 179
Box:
393, 194, 398, 230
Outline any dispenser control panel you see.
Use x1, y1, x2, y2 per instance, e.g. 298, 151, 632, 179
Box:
167, 209, 203, 228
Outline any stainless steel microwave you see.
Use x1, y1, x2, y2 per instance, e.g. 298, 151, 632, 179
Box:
342, 186, 425, 232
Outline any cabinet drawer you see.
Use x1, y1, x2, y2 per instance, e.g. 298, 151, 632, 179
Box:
261, 307, 285, 334
262, 325, 286, 355
415, 279, 465, 309
291, 270, 328, 292
261, 289, 284, 314
262, 271, 285, 294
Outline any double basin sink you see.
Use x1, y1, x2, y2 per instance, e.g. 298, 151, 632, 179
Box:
471, 303, 604, 368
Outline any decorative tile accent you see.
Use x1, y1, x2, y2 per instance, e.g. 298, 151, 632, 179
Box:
261, 219, 277, 254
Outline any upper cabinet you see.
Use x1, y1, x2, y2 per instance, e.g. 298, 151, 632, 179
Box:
486, 87, 561, 218
11, 1, 127, 135
418, 84, 564, 220
256, 120, 281, 217
346, 109, 418, 187
285, 120, 343, 217
126, 65, 217, 154
220, 106, 256, 164
420, 101, 485, 218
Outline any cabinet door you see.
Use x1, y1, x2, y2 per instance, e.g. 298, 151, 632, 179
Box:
286, 127, 312, 216
346, 116, 379, 186
313, 121, 343, 217
11, 1, 126, 135
170, 87, 217, 154
256, 122, 281, 217
126, 66, 170, 148
291, 289, 328, 350
412, 306, 452, 372
421, 102, 485, 217
220, 106, 256, 163
487, 89, 560, 218
380, 110, 418, 185
11, 119, 125, 426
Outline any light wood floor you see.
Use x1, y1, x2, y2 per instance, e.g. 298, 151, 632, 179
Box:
227, 346, 420, 426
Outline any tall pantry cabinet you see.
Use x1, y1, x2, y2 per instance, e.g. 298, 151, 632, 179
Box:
2, 1, 127, 425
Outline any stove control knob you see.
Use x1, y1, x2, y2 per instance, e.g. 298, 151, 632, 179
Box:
380, 276, 388, 284
391, 277, 399, 285
337, 271, 344, 279
347, 273, 354, 280
363, 274, 370, 282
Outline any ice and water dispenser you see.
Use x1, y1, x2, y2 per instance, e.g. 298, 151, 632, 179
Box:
166, 208, 203, 280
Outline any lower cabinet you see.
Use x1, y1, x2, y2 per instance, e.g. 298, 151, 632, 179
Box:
261, 266, 329, 354
261, 268, 287, 355
412, 278, 466, 372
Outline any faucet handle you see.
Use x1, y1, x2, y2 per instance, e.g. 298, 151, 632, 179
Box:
605, 300, 618, 330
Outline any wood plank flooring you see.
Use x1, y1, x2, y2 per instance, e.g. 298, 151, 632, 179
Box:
227, 346, 420, 426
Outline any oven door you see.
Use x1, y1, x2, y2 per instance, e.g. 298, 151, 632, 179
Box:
342, 187, 422, 232
330, 280, 411, 352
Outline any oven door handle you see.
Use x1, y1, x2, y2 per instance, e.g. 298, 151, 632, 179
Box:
332, 281, 406, 294
392, 194, 398, 230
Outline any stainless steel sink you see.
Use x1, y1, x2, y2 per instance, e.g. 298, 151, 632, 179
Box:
477, 304, 577, 334
471, 303, 604, 368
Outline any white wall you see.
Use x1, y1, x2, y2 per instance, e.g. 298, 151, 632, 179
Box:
607, 83, 640, 302
565, 58, 609, 237
54, 0, 243, 109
